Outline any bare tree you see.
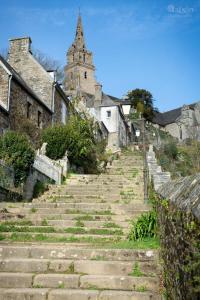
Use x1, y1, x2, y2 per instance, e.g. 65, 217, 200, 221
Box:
32, 48, 64, 83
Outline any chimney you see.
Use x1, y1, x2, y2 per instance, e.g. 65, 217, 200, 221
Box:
94, 83, 102, 107
8, 37, 32, 59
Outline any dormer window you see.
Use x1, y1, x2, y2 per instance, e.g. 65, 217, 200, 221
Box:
84, 71, 87, 79
107, 110, 111, 118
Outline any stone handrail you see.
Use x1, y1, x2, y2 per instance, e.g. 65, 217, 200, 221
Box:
147, 145, 171, 191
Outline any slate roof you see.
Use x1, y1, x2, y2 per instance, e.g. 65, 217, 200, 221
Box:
83, 92, 128, 108
153, 104, 196, 126
0, 55, 53, 113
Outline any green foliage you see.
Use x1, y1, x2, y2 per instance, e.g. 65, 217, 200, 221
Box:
0, 131, 35, 186
42, 115, 107, 173
163, 142, 178, 160
128, 211, 157, 241
126, 88, 157, 121
156, 140, 200, 178
42, 125, 69, 160
129, 262, 145, 277
33, 181, 49, 198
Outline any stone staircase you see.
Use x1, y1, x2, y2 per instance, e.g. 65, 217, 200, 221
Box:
0, 149, 161, 299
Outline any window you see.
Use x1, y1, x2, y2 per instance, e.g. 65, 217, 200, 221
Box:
27, 102, 31, 119
107, 110, 111, 118
37, 111, 42, 128
84, 71, 87, 79
83, 54, 86, 63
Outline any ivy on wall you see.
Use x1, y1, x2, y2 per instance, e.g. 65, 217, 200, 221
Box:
156, 196, 200, 300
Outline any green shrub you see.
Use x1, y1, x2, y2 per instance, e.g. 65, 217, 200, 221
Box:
0, 131, 35, 186
163, 142, 178, 160
42, 125, 68, 160
42, 115, 107, 173
33, 181, 48, 198
128, 211, 157, 241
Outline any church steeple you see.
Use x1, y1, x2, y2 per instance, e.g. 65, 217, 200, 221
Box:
74, 14, 85, 50
64, 14, 97, 95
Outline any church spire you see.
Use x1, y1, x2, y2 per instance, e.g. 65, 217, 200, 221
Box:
74, 13, 85, 49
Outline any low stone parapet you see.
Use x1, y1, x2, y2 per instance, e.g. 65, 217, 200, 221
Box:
147, 145, 171, 190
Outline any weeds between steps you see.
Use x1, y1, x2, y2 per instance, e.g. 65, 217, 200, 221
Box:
0, 232, 159, 249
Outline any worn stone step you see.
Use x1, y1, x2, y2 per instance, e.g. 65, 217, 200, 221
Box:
73, 260, 157, 276
49, 289, 158, 300
2, 231, 123, 241
80, 275, 158, 291
46, 220, 128, 228
48, 289, 99, 300
0, 225, 124, 235
27, 213, 125, 221
0, 245, 158, 261
33, 274, 80, 288
22, 203, 148, 211
0, 259, 73, 273
0, 273, 33, 288
0, 259, 157, 275
0, 289, 159, 300
26, 212, 144, 222
0, 288, 49, 300
98, 290, 160, 300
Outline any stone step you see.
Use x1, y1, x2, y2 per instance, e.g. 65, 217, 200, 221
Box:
0, 273, 158, 291
0, 225, 125, 235
21, 203, 148, 211
2, 231, 123, 241
26, 212, 145, 222
17, 205, 148, 215
0, 259, 157, 275
0, 245, 158, 261
0, 273, 33, 288
46, 220, 128, 228
80, 274, 158, 291
0, 289, 160, 300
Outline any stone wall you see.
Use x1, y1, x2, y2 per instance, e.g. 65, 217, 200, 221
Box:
8, 37, 54, 109
0, 63, 9, 110
0, 107, 9, 134
156, 175, 200, 300
9, 79, 52, 131
147, 145, 171, 191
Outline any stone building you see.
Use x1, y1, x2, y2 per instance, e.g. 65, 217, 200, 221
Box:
0, 37, 70, 136
8, 37, 69, 125
0, 54, 52, 134
153, 102, 200, 141
64, 15, 130, 150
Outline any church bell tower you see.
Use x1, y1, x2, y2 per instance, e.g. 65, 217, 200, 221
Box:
64, 14, 97, 95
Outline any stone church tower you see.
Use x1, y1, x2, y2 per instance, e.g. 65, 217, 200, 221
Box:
64, 14, 97, 95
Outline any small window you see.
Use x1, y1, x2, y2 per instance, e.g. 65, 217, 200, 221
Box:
107, 111, 111, 118
38, 111, 42, 128
27, 102, 31, 119
84, 71, 87, 79
83, 54, 86, 62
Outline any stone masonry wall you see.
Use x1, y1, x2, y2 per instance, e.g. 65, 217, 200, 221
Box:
0, 64, 9, 110
53, 89, 64, 124
8, 37, 54, 109
9, 79, 52, 131
0, 107, 9, 134
157, 175, 200, 300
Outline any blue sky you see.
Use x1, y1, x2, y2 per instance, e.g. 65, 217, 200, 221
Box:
0, 0, 200, 111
